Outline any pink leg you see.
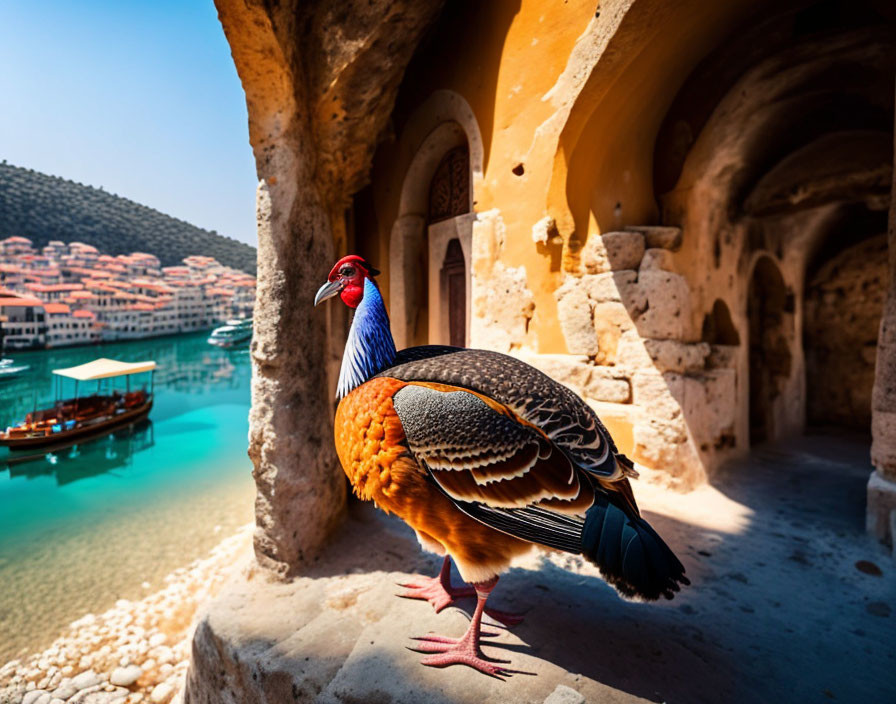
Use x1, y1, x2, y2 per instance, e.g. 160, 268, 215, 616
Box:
398, 557, 525, 626
397, 556, 475, 613
409, 576, 527, 679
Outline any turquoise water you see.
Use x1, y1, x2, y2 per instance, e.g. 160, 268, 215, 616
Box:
0, 333, 256, 662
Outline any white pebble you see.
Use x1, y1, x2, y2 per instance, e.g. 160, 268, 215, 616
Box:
149, 682, 174, 703
110, 665, 143, 687
71, 669, 102, 690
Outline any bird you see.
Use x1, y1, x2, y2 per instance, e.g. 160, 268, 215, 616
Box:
315, 254, 689, 678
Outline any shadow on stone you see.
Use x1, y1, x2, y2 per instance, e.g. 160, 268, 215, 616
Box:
185, 435, 894, 703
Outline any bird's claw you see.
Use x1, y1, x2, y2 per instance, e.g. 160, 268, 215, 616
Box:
408, 635, 529, 680
411, 630, 500, 643
397, 575, 476, 613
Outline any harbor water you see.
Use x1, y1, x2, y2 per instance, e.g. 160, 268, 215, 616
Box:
0, 333, 256, 662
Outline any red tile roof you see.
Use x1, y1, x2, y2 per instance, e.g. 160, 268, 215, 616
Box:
44, 303, 71, 314
0, 296, 43, 307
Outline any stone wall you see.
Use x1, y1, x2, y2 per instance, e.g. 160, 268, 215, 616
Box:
868, 109, 896, 545
216, 0, 896, 571
542, 226, 736, 489
805, 235, 888, 429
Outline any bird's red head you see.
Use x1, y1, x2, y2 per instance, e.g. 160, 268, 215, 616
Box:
315, 255, 381, 309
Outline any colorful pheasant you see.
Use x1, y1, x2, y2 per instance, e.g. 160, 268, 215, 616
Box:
315, 255, 688, 677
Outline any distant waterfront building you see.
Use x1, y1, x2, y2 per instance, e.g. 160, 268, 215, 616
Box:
0, 236, 256, 349
0, 295, 47, 349
44, 303, 95, 347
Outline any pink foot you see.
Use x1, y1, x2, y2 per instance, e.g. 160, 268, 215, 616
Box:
397, 556, 475, 613
410, 633, 518, 679
407, 575, 532, 680
398, 557, 525, 626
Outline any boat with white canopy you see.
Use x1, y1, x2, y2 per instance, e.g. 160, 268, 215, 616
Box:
0, 358, 156, 449
207, 318, 253, 348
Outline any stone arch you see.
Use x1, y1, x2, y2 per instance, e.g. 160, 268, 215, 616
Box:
648, 1, 894, 461
389, 91, 483, 349
747, 255, 794, 444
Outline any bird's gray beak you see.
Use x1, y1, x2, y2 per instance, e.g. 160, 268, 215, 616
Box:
314, 279, 344, 306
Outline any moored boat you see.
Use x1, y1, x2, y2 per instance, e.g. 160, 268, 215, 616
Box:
207, 318, 253, 348
0, 358, 156, 449
0, 358, 30, 380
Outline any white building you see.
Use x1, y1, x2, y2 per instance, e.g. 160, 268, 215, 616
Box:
0, 295, 47, 349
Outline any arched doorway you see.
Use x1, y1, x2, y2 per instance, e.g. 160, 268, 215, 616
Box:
389, 105, 480, 349
440, 238, 467, 347
427, 145, 470, 347
748, 257, 793, 444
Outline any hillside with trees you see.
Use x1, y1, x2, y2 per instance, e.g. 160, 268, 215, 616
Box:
0, 162, 256, 275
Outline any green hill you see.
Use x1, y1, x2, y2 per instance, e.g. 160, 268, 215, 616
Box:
0, 162, 256, 275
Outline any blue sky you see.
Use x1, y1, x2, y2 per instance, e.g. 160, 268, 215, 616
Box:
0, 0, 257, 246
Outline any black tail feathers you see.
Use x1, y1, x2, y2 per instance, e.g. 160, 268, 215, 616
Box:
582, 495, 689, 600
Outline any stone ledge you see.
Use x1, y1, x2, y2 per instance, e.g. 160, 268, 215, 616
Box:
184, 446, 896, 703
866, 469, 896, 549
183, 503, 714, 704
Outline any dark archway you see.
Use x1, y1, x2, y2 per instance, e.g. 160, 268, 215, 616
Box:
441, 238, 466, 347
748, 257, 793, 444
804, 234, 887, 430
424, 143, 471, 347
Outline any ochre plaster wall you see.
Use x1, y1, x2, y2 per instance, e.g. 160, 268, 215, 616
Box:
353, 0, 893, 491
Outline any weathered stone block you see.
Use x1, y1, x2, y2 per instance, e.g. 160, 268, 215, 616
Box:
581, 231, 645, 274
636, 270, 692, 340
643, 339, 710, 373
519, 353, 592, 391
584, 367, 631, 403
632, 417, 688, 464
471, 260, 535, 353
631, 371, 684, 421
554, 277, 597, 356
531, 215, 558, 244
615, 331, 654, 370
593, 301, 635, 365
871, 410, 896, 482
640, 248, 675, 272
866, 470, 896, 544
583, 270, 647, 318
626, 225, 683, 251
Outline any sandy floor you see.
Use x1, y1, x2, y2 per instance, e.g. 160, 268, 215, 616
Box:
0, 475, 254, 663
186, 432, 894, 704
0, 526, 254, 704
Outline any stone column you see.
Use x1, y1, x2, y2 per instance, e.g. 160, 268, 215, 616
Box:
215, 1, 344, 577
214, 0, 444, 577
388, 214, 426, 349
868, 90, 896, 547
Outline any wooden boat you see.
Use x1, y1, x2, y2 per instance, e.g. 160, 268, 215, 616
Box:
0, 358, 156, 449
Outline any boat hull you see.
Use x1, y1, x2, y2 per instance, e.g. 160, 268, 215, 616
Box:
0, 400, 153, 449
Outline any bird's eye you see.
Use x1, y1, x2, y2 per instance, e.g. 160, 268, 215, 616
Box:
340, 266, 355, 277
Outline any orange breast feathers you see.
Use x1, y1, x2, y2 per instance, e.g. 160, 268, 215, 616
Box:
333, 377, 533, 576
334, 376, 416, 508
